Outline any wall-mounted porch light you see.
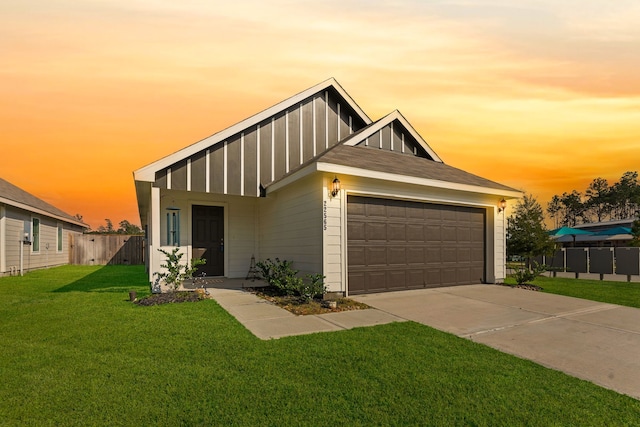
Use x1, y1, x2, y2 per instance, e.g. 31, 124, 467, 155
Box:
498, 199, 507, 213
331, 176, 341, 197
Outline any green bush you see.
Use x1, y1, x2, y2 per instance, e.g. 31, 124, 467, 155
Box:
513, 261, 546, 286
153, 247, 206, 292
256, 258, 326, 301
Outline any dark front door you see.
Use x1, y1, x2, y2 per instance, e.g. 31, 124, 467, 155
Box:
192, 205, 224, 277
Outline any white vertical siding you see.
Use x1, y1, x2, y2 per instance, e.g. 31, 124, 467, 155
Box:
258, 174, 323, 278
323, 180, 344, 292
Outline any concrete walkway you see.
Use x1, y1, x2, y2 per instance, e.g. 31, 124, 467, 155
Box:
205, 281, 405, 340
352, 285, 640, 401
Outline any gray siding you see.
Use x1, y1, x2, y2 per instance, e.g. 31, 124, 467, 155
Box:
153, 88, 367, 196
1, 205, 84, 275
361, 120, 432, 159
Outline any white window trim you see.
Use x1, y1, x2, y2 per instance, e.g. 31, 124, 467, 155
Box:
31, 216, 40, 253
57, 222, 63, 253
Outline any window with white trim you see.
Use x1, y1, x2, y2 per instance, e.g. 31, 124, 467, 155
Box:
32, 217, 40, 252
57, 223, 63, 252
167, 210, 180, 246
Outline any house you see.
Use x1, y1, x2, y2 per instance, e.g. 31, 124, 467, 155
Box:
555, 219, 635, 248
0, 178, 87, 276
134, 78, 521, 295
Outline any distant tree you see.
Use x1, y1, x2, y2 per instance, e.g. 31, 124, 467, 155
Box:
583, 177, 611, 222
610, 171, 639, 220
546, 195, 563, 229
507, 194, 555, 262
118, 220, 143, 235
631, 213, 640, 247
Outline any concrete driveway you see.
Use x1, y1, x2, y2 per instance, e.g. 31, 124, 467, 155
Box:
352, 285, 640, 400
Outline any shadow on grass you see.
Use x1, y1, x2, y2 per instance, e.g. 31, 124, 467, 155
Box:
53, 265, 148, 293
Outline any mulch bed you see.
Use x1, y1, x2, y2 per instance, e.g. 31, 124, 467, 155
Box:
134, 290, 208, 306
505, 284, 543, 292
246, 287, 370, 315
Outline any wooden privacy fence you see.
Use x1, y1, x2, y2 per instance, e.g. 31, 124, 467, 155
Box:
70, 234, 145, 265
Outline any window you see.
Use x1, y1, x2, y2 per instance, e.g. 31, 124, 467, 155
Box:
166, 210, 180, 246
57, 224, 63, 252
32, 217, 40, 252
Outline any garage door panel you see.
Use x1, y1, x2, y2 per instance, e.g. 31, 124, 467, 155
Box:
441, 226, 457, 242
366, 223, 387, 241
348, 246, 365, 267
387, 270, 406, 288
365, 271, 387, 293
407, 224, 424, 241
407, 247, 424, 264
366, 247, 387, 265
388, 223, 406, 241
388, 246, 406, 265
426, 225, 441, 241
457, 227, 471, 242
347, 196, 485, 294
407, 269, 424, 287
348, 221, 366, 241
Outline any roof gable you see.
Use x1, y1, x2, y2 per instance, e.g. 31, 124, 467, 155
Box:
340, 110, 442, 162
134, 78, 372, 185
0, 178, 86, 227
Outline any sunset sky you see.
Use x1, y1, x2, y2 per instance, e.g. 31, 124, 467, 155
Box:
2, 0, 639, 229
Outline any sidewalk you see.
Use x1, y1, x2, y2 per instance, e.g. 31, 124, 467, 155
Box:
205, 282, 405, 340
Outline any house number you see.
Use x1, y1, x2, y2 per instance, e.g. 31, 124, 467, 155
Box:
323, 201, 327, 231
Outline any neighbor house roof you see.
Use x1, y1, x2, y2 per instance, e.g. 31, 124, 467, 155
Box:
0, 178, 87, 227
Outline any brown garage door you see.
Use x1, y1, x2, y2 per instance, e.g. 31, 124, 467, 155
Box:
347, 196, 485, 294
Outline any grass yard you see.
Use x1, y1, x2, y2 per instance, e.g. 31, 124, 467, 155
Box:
1, 266, 639, 426
505, 275, 640, 308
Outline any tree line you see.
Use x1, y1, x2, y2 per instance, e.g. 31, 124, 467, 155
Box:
74, 216, 143, 235
547, 171, 640, 227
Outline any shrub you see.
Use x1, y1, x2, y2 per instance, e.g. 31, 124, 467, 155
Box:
256, 258, 326, 301
153, 248, 206, 292
513, 261, 546, 286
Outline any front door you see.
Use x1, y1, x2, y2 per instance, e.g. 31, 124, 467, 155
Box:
192, 205, 224, 277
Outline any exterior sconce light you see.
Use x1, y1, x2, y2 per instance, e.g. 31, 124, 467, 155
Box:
498, 199, 507, 213
331, 177, 341, 197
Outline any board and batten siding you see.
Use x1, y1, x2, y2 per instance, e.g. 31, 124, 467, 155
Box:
258, 174, 323, 281
362, 120, 431, 158
154, 89, 367, 197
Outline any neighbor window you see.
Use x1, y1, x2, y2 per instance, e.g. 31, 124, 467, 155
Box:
32, 217, 40, 252
167, 211, 180, 246
57, 224, 63, 252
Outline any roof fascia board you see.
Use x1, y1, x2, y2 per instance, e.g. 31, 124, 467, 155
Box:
134, 78, 372, 182
314, 162, 523, 199
342, 110, 443, 163
0, 197, 87, 228
264, 164, 319, 194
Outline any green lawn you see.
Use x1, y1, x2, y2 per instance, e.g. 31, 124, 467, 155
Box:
1, 266, 639, 426
506, 275, 640, 308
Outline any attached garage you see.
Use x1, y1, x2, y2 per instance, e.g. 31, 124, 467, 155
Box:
347, 195, 486, 294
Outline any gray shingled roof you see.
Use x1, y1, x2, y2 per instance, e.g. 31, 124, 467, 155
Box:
266, 143, 519, 193
0, 178, 86, 227
317, 145, 519, 192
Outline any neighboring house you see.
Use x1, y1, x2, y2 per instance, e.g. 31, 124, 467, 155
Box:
134, 78, 521, 295
0, 178, 87, 276
556, 219, 635, 247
